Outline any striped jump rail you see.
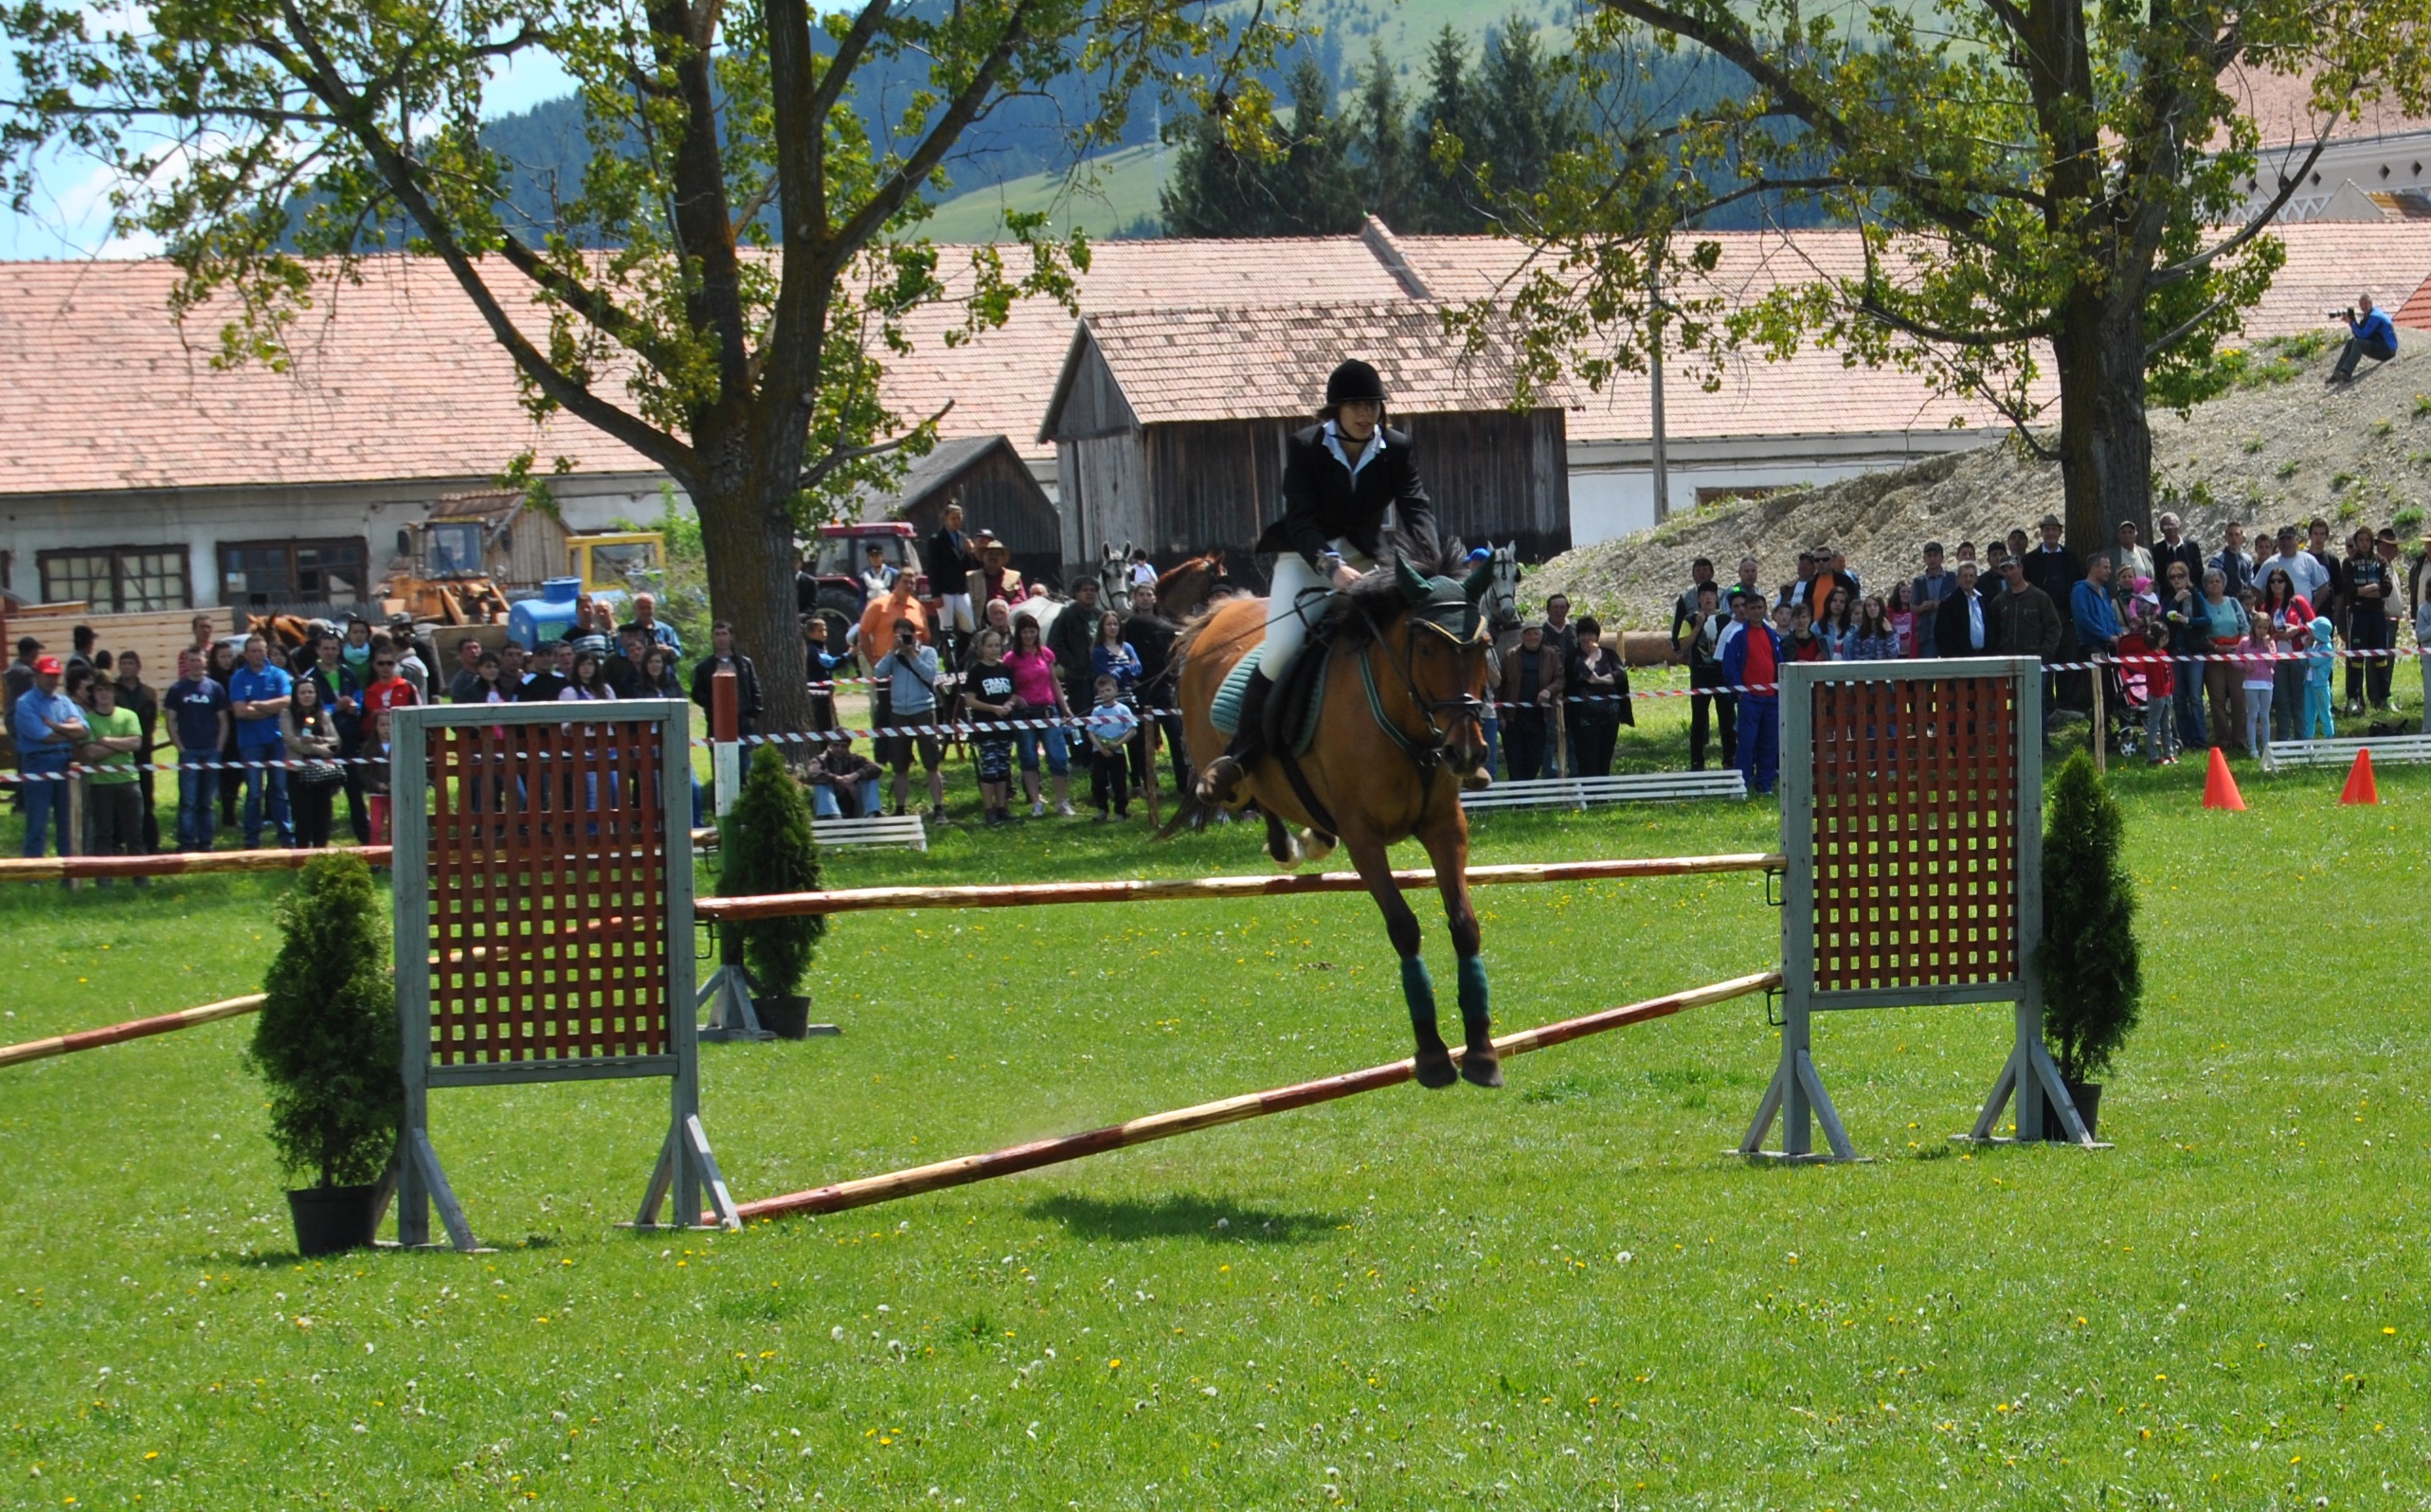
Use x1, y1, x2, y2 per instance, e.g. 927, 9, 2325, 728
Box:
721, 971, 1783, 1222
694, 853, 1785, 923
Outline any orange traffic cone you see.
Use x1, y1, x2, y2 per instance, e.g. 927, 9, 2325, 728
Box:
2203, 747, 2245, 811
2341, 748, 2380, 805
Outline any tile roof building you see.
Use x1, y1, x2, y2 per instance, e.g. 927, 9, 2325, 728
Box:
1039, 301, 1570, 568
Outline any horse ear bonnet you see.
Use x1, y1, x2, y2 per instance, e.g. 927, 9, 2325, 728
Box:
1395, 555, 1489, 642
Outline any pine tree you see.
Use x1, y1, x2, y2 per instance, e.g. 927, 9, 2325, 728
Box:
1410, 27, 1487, 234
1477, 18, 1582, 202
1276, 55, 1363, 236
1351, 40, 1417, 229
1159, 111, 1274, 237
1161, 54, 1360, 238
2039, 752, 2142, 1085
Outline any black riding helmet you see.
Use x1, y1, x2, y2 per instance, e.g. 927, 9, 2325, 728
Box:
1321, 358, 1387, 418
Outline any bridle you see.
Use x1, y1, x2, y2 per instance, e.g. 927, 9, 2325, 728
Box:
1354, 599, 1488, 786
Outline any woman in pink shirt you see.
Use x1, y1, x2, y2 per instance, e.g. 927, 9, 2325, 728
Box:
1004, 615, 1073, 817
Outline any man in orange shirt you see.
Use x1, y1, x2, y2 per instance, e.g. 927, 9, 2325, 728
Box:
855, 576, 930, 733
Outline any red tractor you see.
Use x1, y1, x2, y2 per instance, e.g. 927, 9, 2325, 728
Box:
798, 521, 931, 668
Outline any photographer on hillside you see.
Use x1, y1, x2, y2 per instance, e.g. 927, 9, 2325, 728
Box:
2327, 292, 2397, 386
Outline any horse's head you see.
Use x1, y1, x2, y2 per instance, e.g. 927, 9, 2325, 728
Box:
1099, 540, 1131, 618
1386, 556, 1496, 777
1480, 544, 1522, 637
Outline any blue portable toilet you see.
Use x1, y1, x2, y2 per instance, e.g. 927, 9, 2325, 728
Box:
508, 577, 584, 650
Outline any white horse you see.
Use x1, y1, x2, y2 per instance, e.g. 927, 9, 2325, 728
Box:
1479, 543, 1522, 654
1004, 540, 1133, 647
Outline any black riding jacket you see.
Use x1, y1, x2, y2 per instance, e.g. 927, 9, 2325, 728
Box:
1256, 423, 1435, 569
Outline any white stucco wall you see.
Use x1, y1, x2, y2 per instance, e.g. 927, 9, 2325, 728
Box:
1563, 429, 2003, 549
3, 472, 680, 608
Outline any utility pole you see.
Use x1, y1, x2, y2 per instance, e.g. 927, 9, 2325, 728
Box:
1648, 245, 1670, 525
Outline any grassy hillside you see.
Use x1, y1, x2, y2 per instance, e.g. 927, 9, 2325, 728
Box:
922, 142, 1170, 243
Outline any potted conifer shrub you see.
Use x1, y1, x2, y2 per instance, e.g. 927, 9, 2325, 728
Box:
2036, 751, 2141, 1140
718, 743, 827, 1038
245, 854, 403, 1255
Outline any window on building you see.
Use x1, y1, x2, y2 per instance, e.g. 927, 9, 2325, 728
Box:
35, 545, 193, 611
218, 538, 369, 608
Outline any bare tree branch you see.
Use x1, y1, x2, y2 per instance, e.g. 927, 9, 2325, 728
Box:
798, 400, 953, 491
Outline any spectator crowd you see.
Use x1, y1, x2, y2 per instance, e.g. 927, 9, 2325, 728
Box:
9, 506, 2427, 858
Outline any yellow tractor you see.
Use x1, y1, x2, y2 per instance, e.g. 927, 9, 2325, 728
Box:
567, 531, 665, 595
385, 493, 665, 639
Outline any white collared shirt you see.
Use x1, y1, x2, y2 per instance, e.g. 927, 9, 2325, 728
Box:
1323, 420, 1385, 478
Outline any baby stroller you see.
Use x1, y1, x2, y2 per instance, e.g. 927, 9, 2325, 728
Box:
2110, 653, 2154, 758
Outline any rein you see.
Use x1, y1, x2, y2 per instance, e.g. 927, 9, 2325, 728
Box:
1353, 603, 1485, 791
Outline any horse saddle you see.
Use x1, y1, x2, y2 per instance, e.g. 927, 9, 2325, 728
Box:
1209, 638, 1332, 758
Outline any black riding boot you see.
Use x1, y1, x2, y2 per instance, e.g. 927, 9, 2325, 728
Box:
1195, 674, 1271, 810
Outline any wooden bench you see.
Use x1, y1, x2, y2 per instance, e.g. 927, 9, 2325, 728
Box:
811, 814, 929, 850
1463, 771, 1749, 812
2266, 733, 2431, 768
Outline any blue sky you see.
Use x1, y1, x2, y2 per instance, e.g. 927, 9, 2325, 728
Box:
0, 53, 575, 260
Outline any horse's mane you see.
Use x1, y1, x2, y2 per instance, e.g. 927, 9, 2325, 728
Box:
1327, 527, 1468, 656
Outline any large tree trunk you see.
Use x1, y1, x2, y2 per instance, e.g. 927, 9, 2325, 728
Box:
2051, 283, 2155, 556
693, 427, 812, 735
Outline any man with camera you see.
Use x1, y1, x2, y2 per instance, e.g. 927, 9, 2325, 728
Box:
2327, 293, 2398, 385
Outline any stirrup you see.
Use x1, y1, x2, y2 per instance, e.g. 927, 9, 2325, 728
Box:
1195, 754, 1252, 810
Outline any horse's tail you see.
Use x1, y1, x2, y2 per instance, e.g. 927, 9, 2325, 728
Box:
1151, 786, 1214, 841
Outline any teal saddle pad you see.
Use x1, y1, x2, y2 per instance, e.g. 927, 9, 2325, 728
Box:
1209, 645, 1326, 757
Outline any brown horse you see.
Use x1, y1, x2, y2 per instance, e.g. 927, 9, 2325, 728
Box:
1172, 549, 1501, 1088
1154, 549, 1226, 621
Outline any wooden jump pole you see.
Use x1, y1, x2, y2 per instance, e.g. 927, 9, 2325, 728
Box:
721, 969, 1782, 1223
0, 828, 732, 885
0, 846, 393, 883
0, 994, 267, 1070
696, 853, 1784, 923
0, 909, 648, 1072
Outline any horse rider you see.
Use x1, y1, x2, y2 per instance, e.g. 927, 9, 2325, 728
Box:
1196, 358, 1434, 808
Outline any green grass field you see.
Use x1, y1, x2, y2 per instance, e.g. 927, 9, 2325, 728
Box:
3, 688, 2428, 1507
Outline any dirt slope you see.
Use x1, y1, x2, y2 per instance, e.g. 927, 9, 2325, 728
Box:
1530, 336, 2431, 628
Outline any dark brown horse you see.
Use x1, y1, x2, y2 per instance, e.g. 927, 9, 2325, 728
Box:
1171, 548, 1500, 1088
1154, 549, 1226, 621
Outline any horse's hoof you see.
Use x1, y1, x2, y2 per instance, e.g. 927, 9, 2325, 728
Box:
1414, 1042, 1459, 1089
1459, 1041, 1504, 1089
1298, 829, 1336, 864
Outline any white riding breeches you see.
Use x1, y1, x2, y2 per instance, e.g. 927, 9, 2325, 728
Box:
1258, 541, 1374, 685
940, 592, 975, 634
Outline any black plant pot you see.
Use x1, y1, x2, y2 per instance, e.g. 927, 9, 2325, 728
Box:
287, 1183, 386, 1256
756, 994, 814, 1040
2036, 1080, 2102, 1142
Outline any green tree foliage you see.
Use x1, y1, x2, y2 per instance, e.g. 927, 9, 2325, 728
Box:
719, 743, 827, 999
0, 0, 1292, 733
1161, 56, 1361, 237
1164, 20, 1584, 238
1411, 27, 1489, 234
1489, 0, 2431, 552
1350, 42, 1418, 232
244, 855, 401, 1190
2040, 753, 2141, 1085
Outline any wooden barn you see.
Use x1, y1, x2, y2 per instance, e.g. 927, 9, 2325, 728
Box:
1037, 302, 1570, 585
860, 435, 1064, 586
